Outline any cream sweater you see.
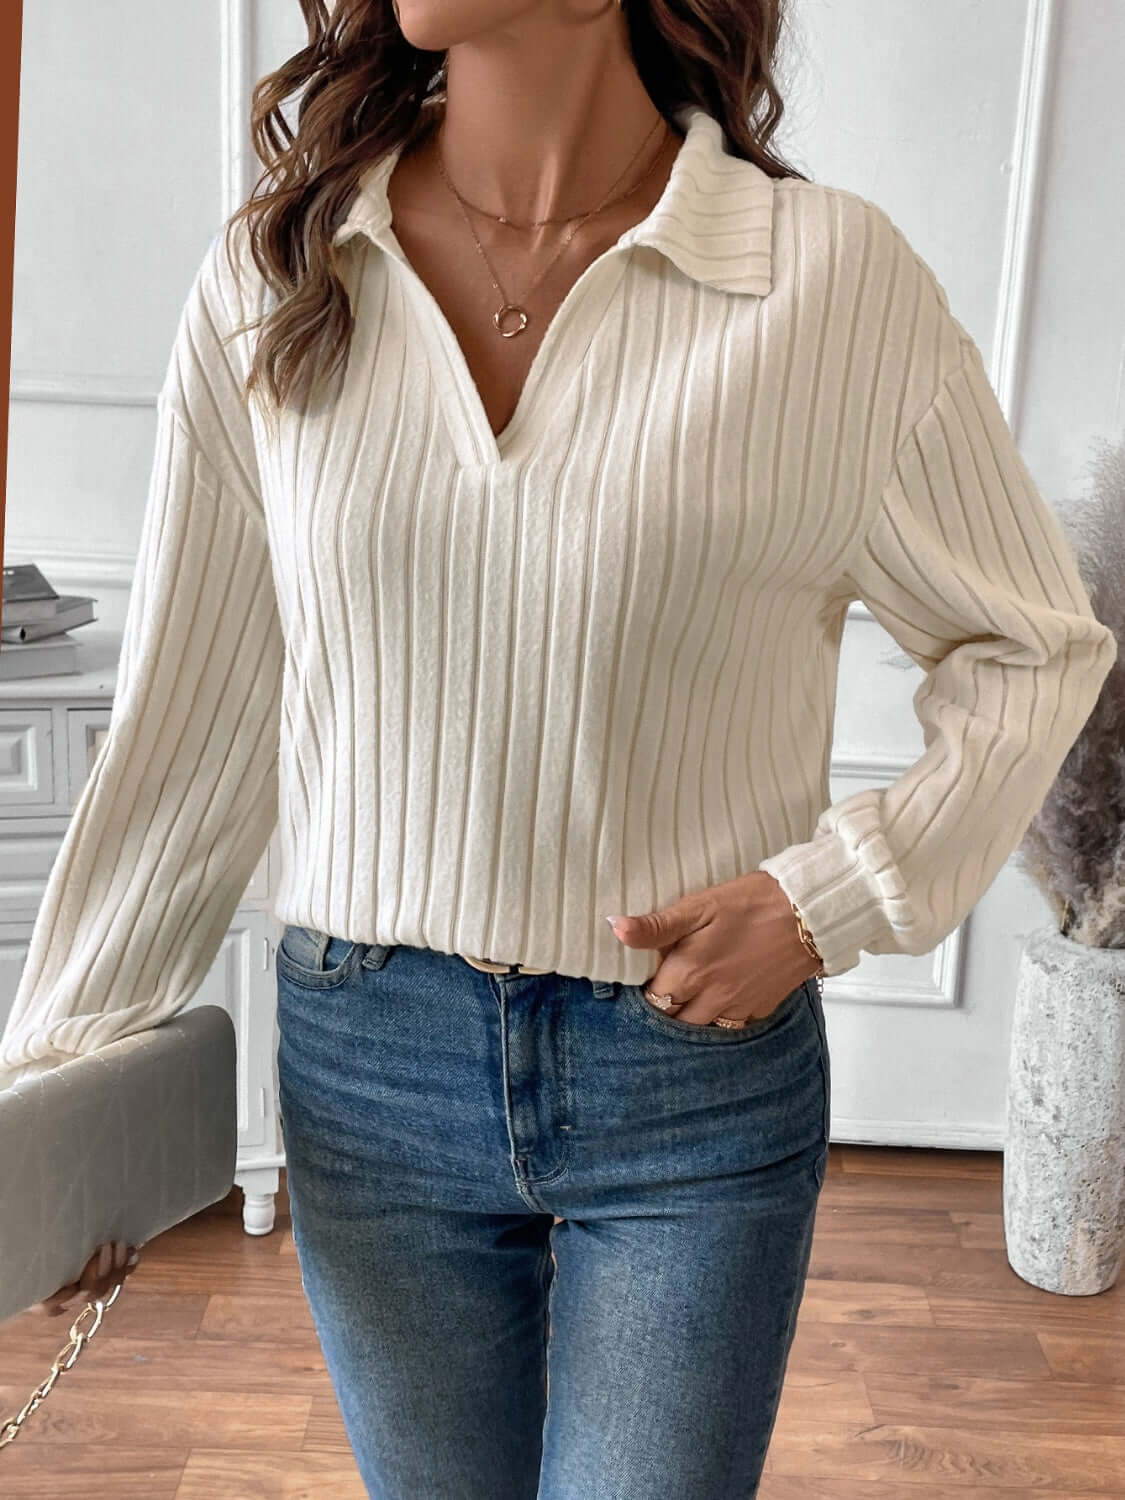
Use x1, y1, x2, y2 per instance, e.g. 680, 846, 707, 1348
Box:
0, 104, 1116, 1088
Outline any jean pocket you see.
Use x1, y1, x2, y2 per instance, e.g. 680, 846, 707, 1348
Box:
621, 974, 808, 1045
276, 924, 367, 989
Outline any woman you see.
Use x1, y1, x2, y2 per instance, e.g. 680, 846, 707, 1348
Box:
4, 0, 1116, 1493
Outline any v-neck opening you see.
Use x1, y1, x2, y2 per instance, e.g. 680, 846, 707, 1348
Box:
384, 222, 636, 468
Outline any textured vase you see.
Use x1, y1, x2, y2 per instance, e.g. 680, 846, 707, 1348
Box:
1004, 925, 1125, 1295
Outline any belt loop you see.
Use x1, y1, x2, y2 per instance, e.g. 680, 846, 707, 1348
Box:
360, 942, 395, 971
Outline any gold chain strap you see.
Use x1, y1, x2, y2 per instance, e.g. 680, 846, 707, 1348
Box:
0, 1276, 127, 1449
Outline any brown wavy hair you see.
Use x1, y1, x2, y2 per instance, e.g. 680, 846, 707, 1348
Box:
226, 0, 808, 415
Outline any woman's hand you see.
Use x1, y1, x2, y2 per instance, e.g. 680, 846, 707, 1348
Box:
608, 871, 819, 1026
33, 1240, 141, 1318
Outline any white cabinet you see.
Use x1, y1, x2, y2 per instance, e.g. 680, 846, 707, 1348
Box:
181, 905, 284, 1235
0, 630, 287, 1235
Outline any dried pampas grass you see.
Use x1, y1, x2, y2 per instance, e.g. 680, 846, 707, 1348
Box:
1015, 436, 1125, 948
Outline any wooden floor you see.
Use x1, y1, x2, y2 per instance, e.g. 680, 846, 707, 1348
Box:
2, 1145, 1123, 1498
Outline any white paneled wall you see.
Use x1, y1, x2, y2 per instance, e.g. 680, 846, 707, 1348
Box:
7, 3, 1123, 1147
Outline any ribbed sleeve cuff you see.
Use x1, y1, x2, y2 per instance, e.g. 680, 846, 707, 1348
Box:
758, 832, 891, 978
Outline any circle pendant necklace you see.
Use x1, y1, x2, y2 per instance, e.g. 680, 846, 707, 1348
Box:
433, 113, 672, 338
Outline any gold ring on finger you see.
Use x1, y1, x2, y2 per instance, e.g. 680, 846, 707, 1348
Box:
643, 988, 680, 1011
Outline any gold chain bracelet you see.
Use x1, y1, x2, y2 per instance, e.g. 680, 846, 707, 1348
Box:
791, 899, 825, 977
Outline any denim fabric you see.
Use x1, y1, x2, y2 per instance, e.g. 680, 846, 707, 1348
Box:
276, 926, 831, 1499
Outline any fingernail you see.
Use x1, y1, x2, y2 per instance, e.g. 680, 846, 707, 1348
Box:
606, 914, 623, 930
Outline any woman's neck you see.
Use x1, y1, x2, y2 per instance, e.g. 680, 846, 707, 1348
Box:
429, 17, 670, 227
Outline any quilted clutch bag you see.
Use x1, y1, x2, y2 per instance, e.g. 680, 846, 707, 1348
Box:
0, 1005, 238, 1442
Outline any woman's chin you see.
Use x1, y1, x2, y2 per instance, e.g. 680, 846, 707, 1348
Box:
395, 0, 527, 53
394, 3, 471, 53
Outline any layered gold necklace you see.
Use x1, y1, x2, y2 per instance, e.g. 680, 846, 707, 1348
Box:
432, 112, 672, 338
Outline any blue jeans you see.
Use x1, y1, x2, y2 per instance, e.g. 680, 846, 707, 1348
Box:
276, 927, 831, 1500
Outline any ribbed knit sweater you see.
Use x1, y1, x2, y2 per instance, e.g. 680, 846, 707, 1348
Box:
0, 103, 1116, 1088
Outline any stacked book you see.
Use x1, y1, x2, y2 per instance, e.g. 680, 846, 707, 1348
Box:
0, 562, 98, 681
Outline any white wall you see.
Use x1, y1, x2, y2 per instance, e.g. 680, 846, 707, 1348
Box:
7, 1, 1123, 1146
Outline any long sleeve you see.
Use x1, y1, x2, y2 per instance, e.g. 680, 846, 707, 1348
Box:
758, 332, 1118, 979
0, 229, 285, 1091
